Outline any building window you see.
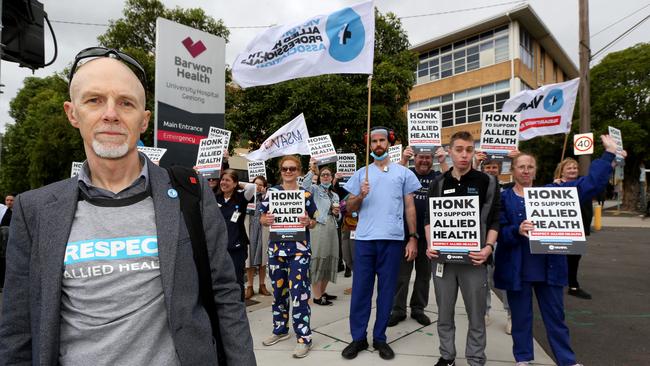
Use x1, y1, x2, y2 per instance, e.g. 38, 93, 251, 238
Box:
415, 25, 509, 85
409, 80, 510, 127
539, 47, 546, 83
519, 27, 534, 70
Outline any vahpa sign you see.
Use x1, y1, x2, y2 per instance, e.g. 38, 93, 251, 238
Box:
408, 110, 441, 153
524, 187, 586, 255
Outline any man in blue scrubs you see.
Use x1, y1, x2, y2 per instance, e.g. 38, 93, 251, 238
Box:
341, 127, 421, 360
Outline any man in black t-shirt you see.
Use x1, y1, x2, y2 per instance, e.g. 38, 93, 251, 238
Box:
388, 146, 448, 327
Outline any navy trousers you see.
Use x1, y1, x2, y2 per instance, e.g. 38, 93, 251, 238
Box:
507, 282, 577, 366
349, 240, 403, 343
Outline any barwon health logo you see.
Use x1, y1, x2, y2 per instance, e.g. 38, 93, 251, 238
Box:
325, 7, 365, 62
182, 36, 207, 58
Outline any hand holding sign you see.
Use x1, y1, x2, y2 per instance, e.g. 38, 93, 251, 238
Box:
468, 246, 492, 266
519, 220, 534, 237
426, 247, 439, 259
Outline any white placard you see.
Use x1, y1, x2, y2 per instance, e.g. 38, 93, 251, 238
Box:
388, 144, 402, 163
408, 110, 441, 153
479, 112, 520, 154
573, 132, 594, 156
336, 153, 357, 180
428, 196, 481, 252
307, 134, 338, 165
608, 126, 624, 159
247, 160, 267, 182
137, 146, 168, 165
208, 126, 231, 153
524, 187, 585, 242
268, 190, 306, 241
195, 137, 225, 172
70, 162, 84, 178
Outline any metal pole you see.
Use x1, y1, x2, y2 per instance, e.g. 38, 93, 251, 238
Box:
578, 0, 591, 175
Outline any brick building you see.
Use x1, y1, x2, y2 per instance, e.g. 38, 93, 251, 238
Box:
408, 4, 579, 157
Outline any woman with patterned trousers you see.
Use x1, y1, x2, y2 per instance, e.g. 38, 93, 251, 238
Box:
260, 156, 317, 358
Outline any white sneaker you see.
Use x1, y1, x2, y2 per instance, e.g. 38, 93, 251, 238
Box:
262, 333, 291, 346
293, 342, 313, 358
484, 313, 491, 326
506, 315, 512, 335
515, 362, 529, 366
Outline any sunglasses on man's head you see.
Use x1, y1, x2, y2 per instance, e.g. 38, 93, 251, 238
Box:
69, 47, 147, 89
281, 166, 298, 173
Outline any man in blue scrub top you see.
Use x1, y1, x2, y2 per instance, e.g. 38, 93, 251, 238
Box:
341, 126, 421, 361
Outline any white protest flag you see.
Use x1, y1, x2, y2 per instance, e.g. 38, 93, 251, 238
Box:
502, 78, 579, 141
232, 1, 374, 88
245, 113, 311, 161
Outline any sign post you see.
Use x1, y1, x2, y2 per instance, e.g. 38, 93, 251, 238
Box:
155, 18, 225, 168
573, 132, 594, 156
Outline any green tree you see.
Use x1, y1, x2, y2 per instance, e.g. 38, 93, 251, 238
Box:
97, 0, 230, 145
0, 0, 229, 192
588, 43, 650, 211
227, 10, 417, 182
0, 75, 84, 193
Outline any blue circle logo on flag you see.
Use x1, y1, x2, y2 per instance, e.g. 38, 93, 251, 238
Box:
326, 7, 365, 62
543, 89, 564, 112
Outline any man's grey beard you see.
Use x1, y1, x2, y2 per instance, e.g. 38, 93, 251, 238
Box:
92, 140, 129, 159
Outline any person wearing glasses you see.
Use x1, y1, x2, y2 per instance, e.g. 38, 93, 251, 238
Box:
341, 126, 421, 361
303, 159, 341, 306
494, 136, 620, 366
0, 48, 255, 366
260, 156, 317, 358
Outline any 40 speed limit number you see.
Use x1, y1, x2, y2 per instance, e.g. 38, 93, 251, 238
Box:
573, 133, 593, 155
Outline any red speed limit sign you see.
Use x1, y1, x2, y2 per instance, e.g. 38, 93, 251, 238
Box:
573, 133, 594, 155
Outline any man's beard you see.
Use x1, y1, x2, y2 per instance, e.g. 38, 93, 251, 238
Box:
92, 139, 129, 159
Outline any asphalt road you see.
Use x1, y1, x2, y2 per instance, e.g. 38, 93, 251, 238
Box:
530, 227, 650, 365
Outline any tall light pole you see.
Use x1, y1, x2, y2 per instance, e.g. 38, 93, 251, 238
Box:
578, 0, 591, 175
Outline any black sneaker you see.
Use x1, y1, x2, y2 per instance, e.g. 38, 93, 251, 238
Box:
323, 292, 338, 301
434, 357, 455, 366
344, 267, 352, 277
373, 342, 395, 360
313, 297, 333, 306
387, 313, 406, 327
568, 287, 592, 300
342, 339, 369, 359
411, 312, 432, 326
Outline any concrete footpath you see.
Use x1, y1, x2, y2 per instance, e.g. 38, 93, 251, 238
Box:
246, 274, 554, 366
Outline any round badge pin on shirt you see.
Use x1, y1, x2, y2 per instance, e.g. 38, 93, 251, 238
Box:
168, 188, 178, 198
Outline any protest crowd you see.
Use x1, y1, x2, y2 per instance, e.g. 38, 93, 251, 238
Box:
0, 2, 632, 366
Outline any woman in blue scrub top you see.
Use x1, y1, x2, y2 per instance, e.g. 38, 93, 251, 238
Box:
494, 135, 621, 366
215, 169, 256, 301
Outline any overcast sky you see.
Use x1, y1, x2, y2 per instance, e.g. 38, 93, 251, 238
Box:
1, 0, 648, 133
